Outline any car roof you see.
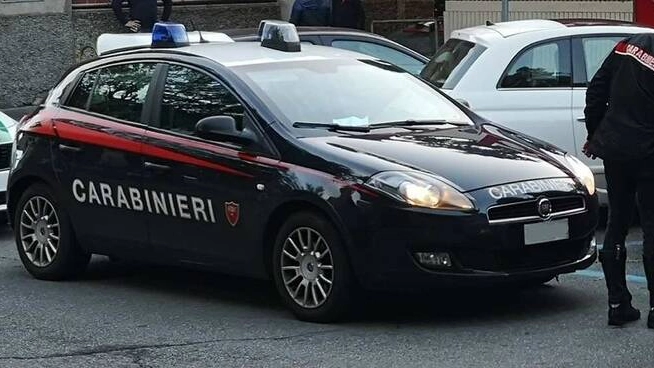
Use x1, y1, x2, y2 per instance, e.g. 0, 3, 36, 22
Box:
450, 19, 654, 46
116, 41, 376, 68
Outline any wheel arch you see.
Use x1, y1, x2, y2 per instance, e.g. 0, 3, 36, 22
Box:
7, 175, 55, 229
261, 198, 354, 278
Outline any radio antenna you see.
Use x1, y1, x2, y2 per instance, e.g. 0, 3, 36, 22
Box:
191, 20, 208, 43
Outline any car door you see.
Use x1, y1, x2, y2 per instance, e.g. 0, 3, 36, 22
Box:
141, 62, 278, 273
474, 39, 575, 155
322, 36, 428, 75
52, 62, 156, 255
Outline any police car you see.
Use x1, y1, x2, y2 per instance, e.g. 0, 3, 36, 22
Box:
9, 21, 598, 322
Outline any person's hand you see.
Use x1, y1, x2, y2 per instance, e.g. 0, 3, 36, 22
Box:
583, 141, 597, 159
124, 20, 141, 33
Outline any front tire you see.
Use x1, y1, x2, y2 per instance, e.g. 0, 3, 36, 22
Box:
272, 211, 353, 322
14, 183, 90, 280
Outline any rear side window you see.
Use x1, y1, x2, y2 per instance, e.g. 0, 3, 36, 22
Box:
88, 63, 157, 123
66, 71, 98, 110
420, 38, 485, 88
158, 65, 245, 136
499, 40, 571, 88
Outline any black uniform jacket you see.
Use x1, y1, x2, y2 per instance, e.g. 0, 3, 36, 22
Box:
112, 0, 173, 32
585, 33, 654, 161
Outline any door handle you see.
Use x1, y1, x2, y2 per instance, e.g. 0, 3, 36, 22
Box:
144, 161, 170, 171
576, 116, 586, 123
58, 144, 82, 153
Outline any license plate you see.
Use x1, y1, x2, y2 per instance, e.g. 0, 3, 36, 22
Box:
524, 219, 569, 245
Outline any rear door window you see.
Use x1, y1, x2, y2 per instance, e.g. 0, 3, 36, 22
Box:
420, 38, 486, 88
88, 63, 157, 123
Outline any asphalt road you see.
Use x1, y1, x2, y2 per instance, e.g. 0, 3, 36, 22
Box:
0, 224, 651, 368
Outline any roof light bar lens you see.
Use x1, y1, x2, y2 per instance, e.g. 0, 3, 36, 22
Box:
151, 22, 190, 48
259, 20, 301, 52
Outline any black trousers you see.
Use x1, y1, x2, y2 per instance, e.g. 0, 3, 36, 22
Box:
601, 157, 654, 306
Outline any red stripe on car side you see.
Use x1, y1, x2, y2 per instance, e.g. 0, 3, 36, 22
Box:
140, 143, 253, 178
54, 119, 252, 178
54, 119, 143, 155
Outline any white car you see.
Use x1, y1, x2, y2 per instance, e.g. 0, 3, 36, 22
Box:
0, 111, 17, 215
421, 19, 654, 205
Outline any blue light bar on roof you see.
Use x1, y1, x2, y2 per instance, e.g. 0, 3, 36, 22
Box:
151, 22, 190, 48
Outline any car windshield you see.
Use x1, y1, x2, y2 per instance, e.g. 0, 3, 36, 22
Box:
420, 38, 486, 89
233, 58, 472, 135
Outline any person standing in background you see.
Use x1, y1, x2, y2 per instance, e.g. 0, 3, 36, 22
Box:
112, 0, 173, 33
331, 0, 365, 30
288, 0, 331, 27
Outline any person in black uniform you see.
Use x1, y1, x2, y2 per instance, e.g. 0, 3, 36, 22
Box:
112, 0, 173, 33
288, 0, 331, 27
331, 0, 365, 30
288, 0, 364, 29
584, 33, 654, 328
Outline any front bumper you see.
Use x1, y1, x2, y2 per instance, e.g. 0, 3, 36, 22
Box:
343, 192, 599, 291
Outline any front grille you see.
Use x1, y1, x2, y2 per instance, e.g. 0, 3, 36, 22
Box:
455, 240, 590, 272
487, 195, 586, 224
0, 143, 11, 170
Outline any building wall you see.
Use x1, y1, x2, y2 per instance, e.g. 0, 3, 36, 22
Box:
444, 1, 634, 40
0, 0, 69, 16
0, 3, 279, 108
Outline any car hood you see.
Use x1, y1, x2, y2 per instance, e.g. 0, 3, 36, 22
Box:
300, 124, 573, 192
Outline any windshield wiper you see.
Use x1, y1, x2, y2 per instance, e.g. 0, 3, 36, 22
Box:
370, 119, 469, 129
293, 121, 371, 132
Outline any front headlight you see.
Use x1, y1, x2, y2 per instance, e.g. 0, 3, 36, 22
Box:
366, 171, 474, 211
565, 155, 595, 195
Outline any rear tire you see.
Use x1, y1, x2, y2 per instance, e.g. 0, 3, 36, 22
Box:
272, 211, 353, 323
14, 183, 90, 280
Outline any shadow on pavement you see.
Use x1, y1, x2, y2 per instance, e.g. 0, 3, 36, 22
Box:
76, 257, 592, 325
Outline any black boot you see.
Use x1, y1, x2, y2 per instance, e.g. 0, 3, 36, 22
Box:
608, 303, 641, 326
648, 309, 654, 329
600, 246, 637, 326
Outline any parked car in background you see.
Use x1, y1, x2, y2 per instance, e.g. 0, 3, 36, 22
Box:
0, 111, 17, 217
224, 26, 429, 75
386, 20, 443, 58
420, 19, 654, 205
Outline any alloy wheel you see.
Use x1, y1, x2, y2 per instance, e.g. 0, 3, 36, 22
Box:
19, 196, 60, 267
280, 227, 334, 308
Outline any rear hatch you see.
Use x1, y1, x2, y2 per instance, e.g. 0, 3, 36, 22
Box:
419, 38, 486, 89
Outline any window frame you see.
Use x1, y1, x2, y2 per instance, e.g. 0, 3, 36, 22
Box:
146, 61, 274, 155
61, 60, 163, 128
496, 37, 573, 90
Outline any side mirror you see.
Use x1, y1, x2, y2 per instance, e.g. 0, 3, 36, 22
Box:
195, 115, 256, 145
